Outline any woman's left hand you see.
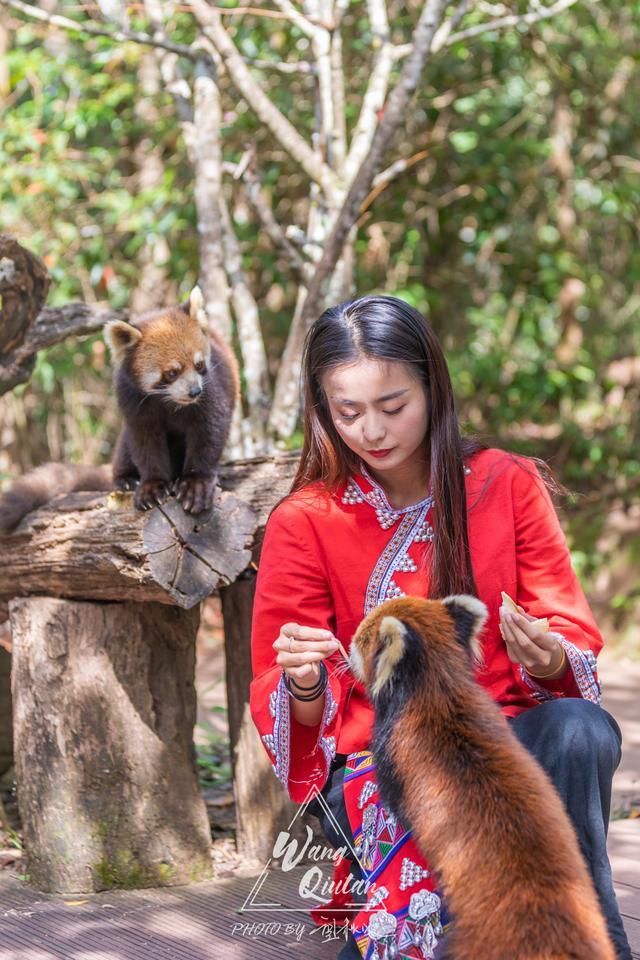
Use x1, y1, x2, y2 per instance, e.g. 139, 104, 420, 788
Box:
499, 604, 567, 679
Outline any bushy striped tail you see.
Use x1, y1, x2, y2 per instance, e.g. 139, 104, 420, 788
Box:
0, 463, 112, 533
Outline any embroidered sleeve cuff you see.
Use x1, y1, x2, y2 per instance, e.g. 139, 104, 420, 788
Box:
520, 633, 602, 705
261, 672, 340, 802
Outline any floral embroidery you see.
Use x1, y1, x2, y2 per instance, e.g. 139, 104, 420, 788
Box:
404, 890, 444, 957
358, 780, 377, 809
519, 633, 602, 705
400, 857, 431, 891
262, 674, 290, 785
368, 885, 390, 908
365, 508, 433, 614
367, 910, 398, 959
262, 674, 338, 791
342, 467, 435, 614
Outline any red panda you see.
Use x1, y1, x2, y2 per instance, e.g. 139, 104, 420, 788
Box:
348, 594, 615, 960
0, 288, 238, 530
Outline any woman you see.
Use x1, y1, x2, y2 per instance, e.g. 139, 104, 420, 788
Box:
249, 295, 630, 959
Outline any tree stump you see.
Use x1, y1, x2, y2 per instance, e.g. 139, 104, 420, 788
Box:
0, 453, 302, 875
221, 574, 304, 865
10, 596, 212, 894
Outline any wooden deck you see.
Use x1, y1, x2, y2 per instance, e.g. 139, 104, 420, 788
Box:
0, 817, 638, 960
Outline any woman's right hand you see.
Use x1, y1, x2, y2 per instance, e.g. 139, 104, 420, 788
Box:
273, 622, 340, 687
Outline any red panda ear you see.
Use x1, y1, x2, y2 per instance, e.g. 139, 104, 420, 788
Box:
442, 595, 487, 664
187, 286, 209, 334
104, 321, 142, 365
372, 616, 407, 697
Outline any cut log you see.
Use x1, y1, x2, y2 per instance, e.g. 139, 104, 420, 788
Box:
10, 596, 212, 894
0, 454, 299, 609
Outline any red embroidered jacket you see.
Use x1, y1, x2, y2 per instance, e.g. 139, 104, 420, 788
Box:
250, 448, 603, 803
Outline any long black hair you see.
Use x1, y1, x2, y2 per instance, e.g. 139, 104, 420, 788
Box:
290, 295, 485, 598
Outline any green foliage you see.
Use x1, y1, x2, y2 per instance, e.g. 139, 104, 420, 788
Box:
1, 0, 638, 625
195, 718, 232, 789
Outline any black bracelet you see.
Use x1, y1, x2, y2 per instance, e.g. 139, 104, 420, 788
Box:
290, 670, 325, 692
283, 662, 328, 701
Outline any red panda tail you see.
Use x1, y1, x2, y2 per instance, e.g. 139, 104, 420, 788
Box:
0, 463, 112, 533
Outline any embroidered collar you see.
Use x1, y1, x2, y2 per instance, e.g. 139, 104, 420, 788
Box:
342, 462, 434, 531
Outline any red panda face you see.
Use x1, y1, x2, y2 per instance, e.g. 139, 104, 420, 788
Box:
104, 288, 211, 406
349, 595, 487, 698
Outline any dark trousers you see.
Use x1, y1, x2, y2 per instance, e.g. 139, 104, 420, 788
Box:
313, 698, 631, 960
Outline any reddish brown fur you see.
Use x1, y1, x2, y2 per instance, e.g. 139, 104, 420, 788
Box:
129, 306, 240, 396
352, 596, 615, 960
0, 297, 239, 529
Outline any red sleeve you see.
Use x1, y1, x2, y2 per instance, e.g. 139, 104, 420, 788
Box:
510, 459, 603, 703
249, 498, 342, 803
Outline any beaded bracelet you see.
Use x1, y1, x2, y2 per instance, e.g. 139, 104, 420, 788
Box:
283, 662, 328, 701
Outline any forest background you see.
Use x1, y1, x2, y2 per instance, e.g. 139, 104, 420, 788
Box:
0, 0, 638, 650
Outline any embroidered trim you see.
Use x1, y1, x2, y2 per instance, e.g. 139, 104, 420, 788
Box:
262, 674, 291, 786
365, 507, 432, 614
341, 468, 435, 614
262, 674, 339, 790
519, 633, 602, 705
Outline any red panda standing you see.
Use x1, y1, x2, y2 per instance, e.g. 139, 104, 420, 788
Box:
0, 288, 238, 530
349, 594, 616, 960
104, 286, 238, 513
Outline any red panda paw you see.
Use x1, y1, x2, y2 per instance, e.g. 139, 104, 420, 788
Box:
175, 476, 215, 514
134, 479, 170, 511
114, 475, 139, 492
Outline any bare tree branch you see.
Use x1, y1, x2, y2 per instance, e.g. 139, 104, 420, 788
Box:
391, 0, 579, 59
444, 0, 580, 48
246, 57, 314, 75
0, 0, 196, 58
431, 0, 471, 52
357, 148, 431, 224
269, 0, 451, 439
187, 0, 341, 196
304, 0, 337, 170
219, 196, 271, 454
328, 0, 349, 172
273, 0, 322, 39
343, 0, 394, 185
230, 151, 311, 283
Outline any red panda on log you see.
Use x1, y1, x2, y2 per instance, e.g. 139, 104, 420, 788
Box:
0, 288, 238, 531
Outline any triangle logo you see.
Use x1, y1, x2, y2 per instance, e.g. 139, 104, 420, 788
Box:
240, 783, 375, 914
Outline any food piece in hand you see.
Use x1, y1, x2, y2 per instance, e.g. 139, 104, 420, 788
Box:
501, 591, 550, 633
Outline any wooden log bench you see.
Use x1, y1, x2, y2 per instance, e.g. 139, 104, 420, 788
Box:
0, 452, 301, 893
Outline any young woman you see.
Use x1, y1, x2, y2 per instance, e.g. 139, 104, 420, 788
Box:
249, 295, 630, 960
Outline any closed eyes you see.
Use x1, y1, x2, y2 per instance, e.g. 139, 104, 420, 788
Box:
339, 406, 405, 422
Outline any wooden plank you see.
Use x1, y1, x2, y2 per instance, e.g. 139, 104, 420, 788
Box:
0, 870, 338, 960
615, 881, 640, 922
609, 819, 640, 888
0, 869, 638, 958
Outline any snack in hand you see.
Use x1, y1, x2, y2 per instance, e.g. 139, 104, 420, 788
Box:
500, 591, 550, 633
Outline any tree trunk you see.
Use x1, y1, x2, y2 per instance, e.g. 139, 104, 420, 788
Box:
10, 596, 212, 893
0, 642, 11, 776
220, 574, 301, 865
